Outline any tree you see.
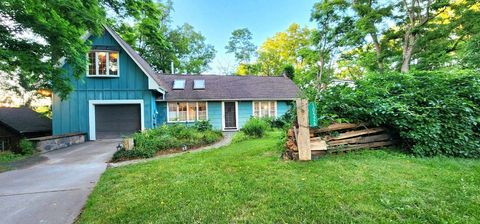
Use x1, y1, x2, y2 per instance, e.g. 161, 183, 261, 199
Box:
0, 0, 216, 100
311, 0, 350, 88
225, 28, 257, 64
256, 23, 312, 76
398, 0, 450, 72
110, 1, 215, 74
0, 0, 106, 99
169, 24, 216, 74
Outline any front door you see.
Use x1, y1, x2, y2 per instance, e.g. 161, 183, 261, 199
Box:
224, 102, 237, 130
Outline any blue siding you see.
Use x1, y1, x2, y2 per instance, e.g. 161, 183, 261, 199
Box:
238, 101, 253, 128
52, 30, 156, 138
207, 102, 222, 130
277, 101, 291, 117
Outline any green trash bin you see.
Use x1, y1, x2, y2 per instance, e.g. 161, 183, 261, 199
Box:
308, 102, 318, 128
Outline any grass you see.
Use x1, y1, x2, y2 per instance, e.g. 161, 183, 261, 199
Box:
78, 131, 480, 223
0, 151, 29, 172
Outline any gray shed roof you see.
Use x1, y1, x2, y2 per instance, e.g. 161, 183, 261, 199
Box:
0, 107, 52, 134
155, 74, 300, 101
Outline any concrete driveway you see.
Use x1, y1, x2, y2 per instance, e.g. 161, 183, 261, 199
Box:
0, 140, 118, 224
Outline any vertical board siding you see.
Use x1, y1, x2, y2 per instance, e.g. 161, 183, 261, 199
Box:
277, 101, 291, 117
238, 101, 253, 128
52, 30, 155, 138
207, 101, 222, 130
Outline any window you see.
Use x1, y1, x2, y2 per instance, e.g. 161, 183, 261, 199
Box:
193, 80, 205, 89
178, 102, 188, 121
87, 51, 120, 77
168, 102, 178, 121
198, 102, 207, 120
253, 101, 276, 118
168, 102, 208, 122
188, 103, 197, 121
173, 79, 186, 89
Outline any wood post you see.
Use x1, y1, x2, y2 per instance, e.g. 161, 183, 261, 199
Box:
296, 98, 311, 161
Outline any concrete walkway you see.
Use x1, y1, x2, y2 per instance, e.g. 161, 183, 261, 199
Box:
110, 131, 235, 168
0, 140, 118, 224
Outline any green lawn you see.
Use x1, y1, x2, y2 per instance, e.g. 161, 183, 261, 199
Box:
78, 132, 480, 223
0, 151, 28, 172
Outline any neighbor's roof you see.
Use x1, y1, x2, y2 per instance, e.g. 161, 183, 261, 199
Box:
155, 74, 300, 101
0, 107, 52, 134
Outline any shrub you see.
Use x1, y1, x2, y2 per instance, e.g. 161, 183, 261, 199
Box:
316, 70, 480, 158
112, 124, 223, 161
19, 139, 35, 155
232, 131, 250, 143
193, 120, 213, 131
241, 117, 269, 138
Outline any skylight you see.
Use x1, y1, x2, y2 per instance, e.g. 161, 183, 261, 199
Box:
193, 80, 205, 89
173, 79, 185, 90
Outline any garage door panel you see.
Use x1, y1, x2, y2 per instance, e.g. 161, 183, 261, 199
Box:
95, 104, 140, 139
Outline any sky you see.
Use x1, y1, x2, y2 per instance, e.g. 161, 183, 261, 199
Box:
170, 0, 318, 74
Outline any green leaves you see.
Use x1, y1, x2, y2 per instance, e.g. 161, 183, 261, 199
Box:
316, 70, 480, 158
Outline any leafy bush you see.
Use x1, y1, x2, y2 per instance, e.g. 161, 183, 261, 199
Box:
19, 139, 35, 155
112, 124, 223, 161
241, 117, 269, 138
317, 70, 480, 158
193, 120, 213, 131
232, 131, 250, 143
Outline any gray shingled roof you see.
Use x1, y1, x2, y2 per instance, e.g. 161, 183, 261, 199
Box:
155, 74, 300, 101
0, 107, 52, 133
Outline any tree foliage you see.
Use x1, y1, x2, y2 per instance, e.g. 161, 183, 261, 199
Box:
316, 70, 480, 158
111, 1, 215, 74
0, 0, 215, 99
0, 0, 105, 99
225, 28, 257, 64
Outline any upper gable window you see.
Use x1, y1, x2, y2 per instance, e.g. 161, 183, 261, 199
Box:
173, 79, 186, 89
193, 80, 205, 89
87, 51, 119, 77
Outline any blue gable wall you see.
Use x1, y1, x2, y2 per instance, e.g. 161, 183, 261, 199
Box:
52, 30, 156, 138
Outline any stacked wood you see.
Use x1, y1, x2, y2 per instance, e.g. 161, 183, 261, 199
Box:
283, 128, 299, 160
310, 123, 396, 155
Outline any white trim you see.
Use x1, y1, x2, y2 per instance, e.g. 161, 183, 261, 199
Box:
222, 101, 238, 131
88, 100, 144, 140
104, 26, 166, 92
166, 101, 209, 123
251, 100, 277, 118
86, 50, 120, 78
60, 26, 166, 92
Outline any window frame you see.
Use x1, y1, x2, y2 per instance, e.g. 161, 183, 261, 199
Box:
252, 101, 277, 118
193, 80, 205, 89
167, 101, 209, 123
86, 50, 120, 78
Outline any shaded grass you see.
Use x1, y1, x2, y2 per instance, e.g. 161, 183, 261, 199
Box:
0, 151, 29, 172
78, 132, 480, 223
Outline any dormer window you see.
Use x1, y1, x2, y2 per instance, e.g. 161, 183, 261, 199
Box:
173, 79, 186, 89
193, 80, 205, 89
87, 51, 119, 77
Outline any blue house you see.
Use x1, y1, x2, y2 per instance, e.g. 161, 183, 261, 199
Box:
52, 26, 299, 140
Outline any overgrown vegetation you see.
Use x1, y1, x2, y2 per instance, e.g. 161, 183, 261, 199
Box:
112, 122, 223, 162
240, 117, 270, 138
315, 70, 480, 158
79, 132, 480, 223
18, 139, 35, 155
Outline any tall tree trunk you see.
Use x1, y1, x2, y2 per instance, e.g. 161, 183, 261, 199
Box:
401, 29, 416, 73
370, 33, 384, 72
317, 56, 325, 90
